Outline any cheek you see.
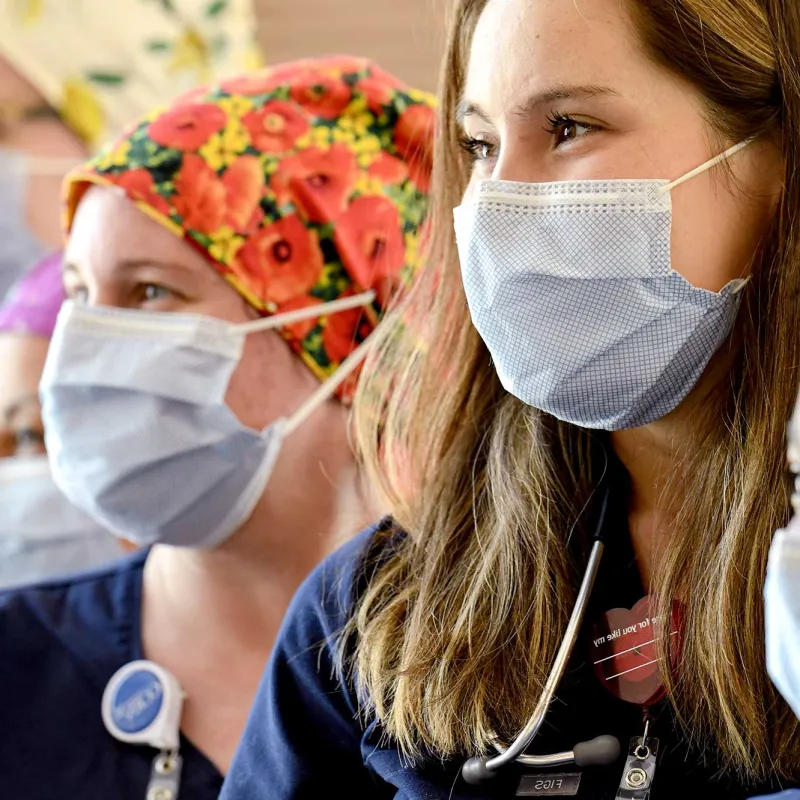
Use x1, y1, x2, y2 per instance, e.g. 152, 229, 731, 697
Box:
223, 335, 279, 431
222, 331, 316, 432
669, 176, 773, 292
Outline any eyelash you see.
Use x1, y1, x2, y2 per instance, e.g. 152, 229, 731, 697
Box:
457, 133, 496, 162
457, 111, 600, 162
543, 111, 598, 146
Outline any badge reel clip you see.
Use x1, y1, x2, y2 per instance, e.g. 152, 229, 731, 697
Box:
102, 660, 185, 800
615, 718, 658, 800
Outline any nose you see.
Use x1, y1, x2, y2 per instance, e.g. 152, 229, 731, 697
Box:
82, 277, 129, 310
490, 130, 556, 184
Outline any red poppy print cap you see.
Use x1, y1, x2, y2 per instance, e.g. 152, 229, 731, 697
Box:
63, 56, 435, 402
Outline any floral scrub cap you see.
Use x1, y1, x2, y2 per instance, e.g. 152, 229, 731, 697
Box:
64, 56, 435, 401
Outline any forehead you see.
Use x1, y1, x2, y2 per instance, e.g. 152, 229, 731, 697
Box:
464, 0, 646, 113
66, 186, 210, 276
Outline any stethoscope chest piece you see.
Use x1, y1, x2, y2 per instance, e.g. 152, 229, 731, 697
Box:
102, 659, 185, 800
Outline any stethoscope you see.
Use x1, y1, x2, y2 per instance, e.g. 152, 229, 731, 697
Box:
461, 490, 622, 785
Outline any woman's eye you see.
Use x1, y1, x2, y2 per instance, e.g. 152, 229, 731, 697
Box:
458, 134, 498, 163
544, 113, 597, 148
142, 284, 172, 302
67, 285, 89, 304
15, 427, 45, 455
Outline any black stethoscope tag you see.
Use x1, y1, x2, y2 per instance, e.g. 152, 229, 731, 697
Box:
614, 735, 659, 799
516, 771, 582, 796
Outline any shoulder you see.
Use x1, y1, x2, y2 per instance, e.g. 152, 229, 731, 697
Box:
0, 549, 148, 680
0, 551, 152, 792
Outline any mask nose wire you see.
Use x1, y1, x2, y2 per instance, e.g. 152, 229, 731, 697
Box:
656, 138, 755, 196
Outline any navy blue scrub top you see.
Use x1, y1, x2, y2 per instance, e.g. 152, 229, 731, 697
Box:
222, 510, 800, 800
0, 549, 222, 800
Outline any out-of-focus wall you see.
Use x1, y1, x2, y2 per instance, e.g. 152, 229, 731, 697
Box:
254, 0, 445, 91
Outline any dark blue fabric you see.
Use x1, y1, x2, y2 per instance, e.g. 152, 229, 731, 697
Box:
752, 794, 800, 799
0, 549, 222, 800
222, 514, 800, 800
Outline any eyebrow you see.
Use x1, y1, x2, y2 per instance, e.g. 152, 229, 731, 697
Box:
63, 258, 197, 280
456, 84, 621, 125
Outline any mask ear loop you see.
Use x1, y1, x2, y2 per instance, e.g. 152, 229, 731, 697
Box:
230, 289, 378, 437
284, 335, 374, 436
235, 290, 375, 335
657, 138, 755, 196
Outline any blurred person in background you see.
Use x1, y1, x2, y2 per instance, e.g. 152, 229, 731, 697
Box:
0, 252, 126, 588
0, 0, 259, 294
0, 57, 434, 799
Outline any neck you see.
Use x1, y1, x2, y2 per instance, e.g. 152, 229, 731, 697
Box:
139, 428, 379, 773
611, 353, 730, 587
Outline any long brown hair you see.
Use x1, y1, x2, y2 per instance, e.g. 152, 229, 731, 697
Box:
349, 0, 800, 780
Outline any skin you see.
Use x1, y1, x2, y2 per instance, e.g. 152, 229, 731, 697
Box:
65, 186, 379, 773
0, 333, 48, 458
461, 0, 783, 585
0, 56, 85, 248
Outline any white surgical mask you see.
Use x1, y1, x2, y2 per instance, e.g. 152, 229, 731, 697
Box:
0, 455, 125, 588
766, 409, 800, 719
39, 292, 376, 549
453, 140, 752, 430
765, 523, 800, 720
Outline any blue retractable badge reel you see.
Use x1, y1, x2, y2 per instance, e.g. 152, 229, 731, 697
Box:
103, 660, 185, 800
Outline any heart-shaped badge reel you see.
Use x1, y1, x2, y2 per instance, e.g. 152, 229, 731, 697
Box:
590, 596, 682, 706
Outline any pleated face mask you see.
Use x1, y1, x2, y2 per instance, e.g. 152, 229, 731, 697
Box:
453, 140, 752, 430
39, 292, 375, 549
765, 398, 800, 720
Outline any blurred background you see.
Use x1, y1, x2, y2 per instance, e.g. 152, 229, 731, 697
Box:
0, 0, 444, 264
255, 0, 444, 91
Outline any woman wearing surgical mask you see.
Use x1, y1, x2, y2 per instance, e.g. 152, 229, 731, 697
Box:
0, 57, 433, 799
222, 3, 800, 800
0, 252, 126, 587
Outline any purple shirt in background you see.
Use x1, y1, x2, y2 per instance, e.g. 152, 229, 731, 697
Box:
0, 252, 66, 338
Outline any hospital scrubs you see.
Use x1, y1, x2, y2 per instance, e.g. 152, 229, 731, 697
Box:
222, 506, 800, 800
0, 549, 222, 798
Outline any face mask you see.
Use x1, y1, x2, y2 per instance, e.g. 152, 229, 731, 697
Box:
39, 292, 376, 549
0, 455, 125, 589
453, 141, 753, 430
765, 410, 800, 719
765, 523, 800, 720
0, 150, 49, 298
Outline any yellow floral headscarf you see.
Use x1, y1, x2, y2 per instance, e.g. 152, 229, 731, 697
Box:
0, 0, 261, 150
